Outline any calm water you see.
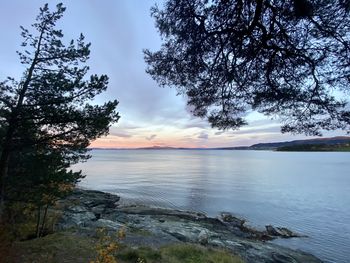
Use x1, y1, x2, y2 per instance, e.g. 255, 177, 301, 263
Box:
74, 149, 350, 263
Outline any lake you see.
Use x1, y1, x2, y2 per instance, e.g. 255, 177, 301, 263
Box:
74, 149, 350, 263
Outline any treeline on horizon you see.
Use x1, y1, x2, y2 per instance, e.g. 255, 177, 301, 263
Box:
276, 143, 350, 152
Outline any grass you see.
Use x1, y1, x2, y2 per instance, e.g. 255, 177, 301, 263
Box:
9, 231, 95, 263
8, 230, 244, 263
117, 245, 244, 263
157, 244, 243, 263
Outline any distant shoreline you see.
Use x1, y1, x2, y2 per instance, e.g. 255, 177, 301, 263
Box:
90, 136, 350, 151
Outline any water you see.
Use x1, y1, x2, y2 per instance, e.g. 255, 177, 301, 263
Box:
74, 149, 350, 263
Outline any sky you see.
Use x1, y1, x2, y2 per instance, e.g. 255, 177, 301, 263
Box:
0, 1, 345, 148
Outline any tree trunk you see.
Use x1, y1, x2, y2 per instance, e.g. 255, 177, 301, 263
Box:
39, 204, 49, 237
0, 32, 41, 220
0, 145, 12, 222
35, 206, 41, 238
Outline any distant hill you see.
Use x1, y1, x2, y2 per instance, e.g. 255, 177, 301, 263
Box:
249, 136, 350, 150
90, 136, 350, 151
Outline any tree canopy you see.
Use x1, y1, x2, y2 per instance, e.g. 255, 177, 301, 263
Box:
144, 0, 350, 135
0, 3, 119, 214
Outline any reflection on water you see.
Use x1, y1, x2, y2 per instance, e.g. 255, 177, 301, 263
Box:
74, 149, 350, 263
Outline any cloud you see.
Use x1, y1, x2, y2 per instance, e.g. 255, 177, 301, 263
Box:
145, 134, 157, 141
109, 128, 133, 138
182, 117, 209, 129
215, 131, 225, 135
198, 132, 209, 140
228, 125, 280, 136
113, 132, 132, 138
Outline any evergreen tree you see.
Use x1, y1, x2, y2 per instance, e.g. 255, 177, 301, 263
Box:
144, 0, 350, 135
6, 146, 83, 237
0, 3, 120, 217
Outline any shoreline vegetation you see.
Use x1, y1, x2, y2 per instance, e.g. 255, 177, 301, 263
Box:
5, 189, 322, 263
276, 144, 350, 152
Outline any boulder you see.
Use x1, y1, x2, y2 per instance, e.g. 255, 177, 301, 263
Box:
198, 230, 209, 245
91, 204, 106, 216
265, 225, 303, 238
61, 211, 96, 228
220, 212, 246, 227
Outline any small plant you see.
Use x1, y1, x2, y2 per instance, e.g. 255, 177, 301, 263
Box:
91, 227, 126, 263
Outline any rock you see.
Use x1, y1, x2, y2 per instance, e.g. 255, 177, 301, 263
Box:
91, 204, 106, 216
220, 212, 245, 227
71, 189, 120, 210
166, 231, 189, 242
198, 230, 209, 245
265, 225, 303, 238
271, 252, 298, 263
210, 239, 224, 247
67, 205, 88, 213
61, 211, 96, 228
93, 219, 125, 230
56, 189, 321, 263
266, 225, 280, 236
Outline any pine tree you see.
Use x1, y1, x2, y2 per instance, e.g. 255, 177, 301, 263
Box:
0, 3, 120, 217
144, 0, 350, 135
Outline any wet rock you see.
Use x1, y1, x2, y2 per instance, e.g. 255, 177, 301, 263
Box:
220, 212, 246, 227
272, 252, 298, 263
69, 189, 120, 210
265, 225, 304, 238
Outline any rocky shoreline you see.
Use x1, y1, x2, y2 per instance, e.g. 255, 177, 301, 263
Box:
56, 189, 322, 263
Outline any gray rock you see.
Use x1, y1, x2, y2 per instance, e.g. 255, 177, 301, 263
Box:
198, 230, 209, 245
56, 189, 321, 263
91, 204, 106, 216
93, 219, 125, 230
265, 225, 303, 238
220, 212, 245, 226
69, 189, 120, 210
62, 211, 96, 227
67, 205, 88, 213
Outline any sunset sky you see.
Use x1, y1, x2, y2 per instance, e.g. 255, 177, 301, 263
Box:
0, 1, 344, 148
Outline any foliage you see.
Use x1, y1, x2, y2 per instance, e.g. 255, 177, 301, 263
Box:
144, 0, 350, 135
5, 146, 82, 237
90, 227, 126, 263
7, 148, 81, 205
0, 3, 119, 219
276, 143, 350, 151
